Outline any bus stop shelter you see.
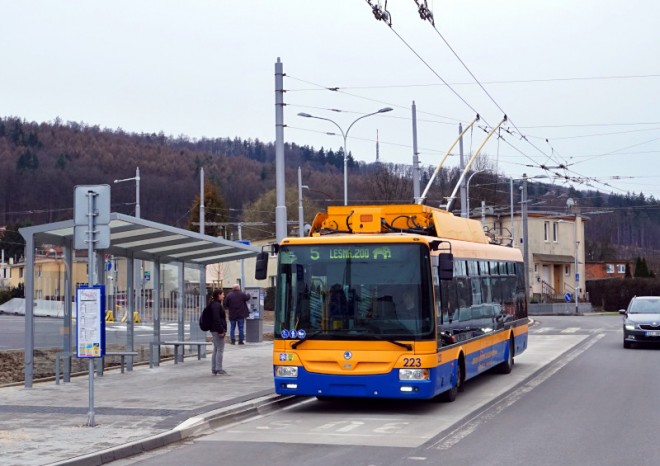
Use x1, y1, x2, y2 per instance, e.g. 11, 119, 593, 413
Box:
19, 213, 260, 387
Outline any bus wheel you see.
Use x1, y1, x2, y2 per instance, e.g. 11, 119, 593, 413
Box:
440, 361, 462, 402
497, 338, 514, 374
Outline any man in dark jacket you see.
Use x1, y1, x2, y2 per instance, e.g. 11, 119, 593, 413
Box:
210, 289, 229, 375
223, 284, 250, 345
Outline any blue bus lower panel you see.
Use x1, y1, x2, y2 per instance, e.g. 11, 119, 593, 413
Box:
463, 333, 527, 380
514, 332, 528, 358
275, 331, 528, 400
275, 361, 457, 400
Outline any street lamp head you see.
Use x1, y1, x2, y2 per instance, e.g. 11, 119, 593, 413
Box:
298, 112, 313, 118
378, 107, 394, 114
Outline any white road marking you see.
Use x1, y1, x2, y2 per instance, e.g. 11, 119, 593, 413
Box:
533, 327, 552, 333
205, 334, 592, 449
561, 327, 580, 333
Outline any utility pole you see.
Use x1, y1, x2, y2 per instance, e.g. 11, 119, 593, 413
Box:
298, 167, 305, 238
522, 174, 530, 299
566, 197, 580, 314
274, 58, 287, 242
510, 178, 515, 246
200, 167, 205, 235
411, 101, 420, 202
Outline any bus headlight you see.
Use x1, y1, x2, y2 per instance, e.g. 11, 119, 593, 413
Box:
276, 366, 298, 378
399, 369, 430, 380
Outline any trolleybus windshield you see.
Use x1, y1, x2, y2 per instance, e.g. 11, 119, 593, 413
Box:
274, 243, 435, 341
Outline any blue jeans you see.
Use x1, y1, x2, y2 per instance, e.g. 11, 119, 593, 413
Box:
230, 319, 245, 342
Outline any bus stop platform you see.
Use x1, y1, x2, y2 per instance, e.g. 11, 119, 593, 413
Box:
0, 341, 283, 466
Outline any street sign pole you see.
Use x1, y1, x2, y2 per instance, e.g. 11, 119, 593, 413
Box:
86, 189, 98, 427
73, 185, 111, 427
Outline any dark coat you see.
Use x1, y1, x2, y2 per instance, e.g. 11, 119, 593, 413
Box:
209, 299, 227, 334
223, 290, 250, 320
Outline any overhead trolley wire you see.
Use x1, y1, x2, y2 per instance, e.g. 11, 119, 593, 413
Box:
394, 1, 630, 195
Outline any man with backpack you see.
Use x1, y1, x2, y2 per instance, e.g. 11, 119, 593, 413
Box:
223, 284, 251, 345
206, 289, 229, 375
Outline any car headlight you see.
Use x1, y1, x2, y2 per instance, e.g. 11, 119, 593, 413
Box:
275, 366, 298, 378
625, 322, 637, 331
399, 368, 430, 380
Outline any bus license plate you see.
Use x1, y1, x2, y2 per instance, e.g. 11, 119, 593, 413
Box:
646, 331, 660, 337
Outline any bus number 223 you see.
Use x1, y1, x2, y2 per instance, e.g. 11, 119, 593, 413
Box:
403, 358, 422, 367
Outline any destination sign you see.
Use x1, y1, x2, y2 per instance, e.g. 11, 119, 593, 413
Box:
311, 246, 393, 261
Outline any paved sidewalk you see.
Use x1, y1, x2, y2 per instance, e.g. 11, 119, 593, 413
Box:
0, 342, 282, 466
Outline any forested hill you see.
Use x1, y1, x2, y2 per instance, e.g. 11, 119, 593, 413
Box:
1, 116, 659, 269
0, 117, 457, 231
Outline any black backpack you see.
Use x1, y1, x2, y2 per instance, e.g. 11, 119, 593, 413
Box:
199, 303, 213, 332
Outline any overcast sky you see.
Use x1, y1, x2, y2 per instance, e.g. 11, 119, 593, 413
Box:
3, 1, 660, 202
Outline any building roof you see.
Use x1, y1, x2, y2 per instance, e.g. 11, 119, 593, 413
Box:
533, 253, 575, 264
19, 213, 260, 266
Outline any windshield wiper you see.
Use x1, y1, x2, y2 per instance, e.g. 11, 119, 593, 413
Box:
291, 332, 413, 351
291, 330, 323, 349
363, 335, 413, 351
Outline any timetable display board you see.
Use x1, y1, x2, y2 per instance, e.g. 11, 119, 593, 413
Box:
76, 285, 106, 358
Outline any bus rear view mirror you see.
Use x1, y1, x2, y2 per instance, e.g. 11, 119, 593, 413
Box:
438, 253, 454, 281
255, 251, 269, 280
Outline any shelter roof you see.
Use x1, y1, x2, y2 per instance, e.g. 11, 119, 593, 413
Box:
19, 213, 259, 266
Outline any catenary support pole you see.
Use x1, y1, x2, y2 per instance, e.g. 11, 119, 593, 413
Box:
412, 101, 421, 202
274, 58, 287, 242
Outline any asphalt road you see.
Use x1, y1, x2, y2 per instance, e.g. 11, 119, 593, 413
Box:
111, 314, 659, 466
0, 315, 275, 350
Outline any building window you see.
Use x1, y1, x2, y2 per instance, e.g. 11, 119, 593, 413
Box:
544, 222, 549, 242
605, 264, 615, 274
617, 264, 626, 274
565, 265, 570, 275
553, 222, 559, 242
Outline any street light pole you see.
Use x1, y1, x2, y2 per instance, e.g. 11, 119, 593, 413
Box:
298, 167, 307, 238
298, 107, 393, 205
465, 170, 485, 218
566, 197, 580, 315
574, 214, 579, 315
114, 166, 141, 218
114, 166, 142, 331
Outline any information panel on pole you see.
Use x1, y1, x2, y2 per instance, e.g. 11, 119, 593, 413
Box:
76, 285, 106, 358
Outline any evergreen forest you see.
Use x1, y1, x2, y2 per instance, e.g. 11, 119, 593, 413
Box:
1, 116, 659, 270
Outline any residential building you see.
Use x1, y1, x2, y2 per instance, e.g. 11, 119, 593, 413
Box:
483, 211, 586, 303
585, 260, 631, 280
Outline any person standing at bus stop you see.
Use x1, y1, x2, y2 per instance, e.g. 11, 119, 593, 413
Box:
209, 289, 229, 375
224, 284, 250, 345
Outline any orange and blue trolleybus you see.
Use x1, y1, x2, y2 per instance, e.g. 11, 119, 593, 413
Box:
263, 203, 528, 401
